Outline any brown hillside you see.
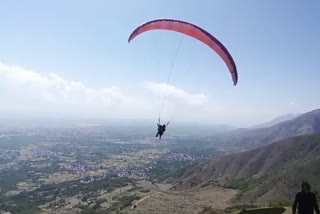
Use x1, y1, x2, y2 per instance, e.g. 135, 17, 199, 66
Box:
174, 134, 320, 204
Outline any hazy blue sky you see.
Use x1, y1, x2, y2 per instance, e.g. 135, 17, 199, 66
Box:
0, 0, 319, 126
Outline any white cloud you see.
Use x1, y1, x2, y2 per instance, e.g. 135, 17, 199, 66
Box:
0, 63, 124, 106
143, 82, 230, 124
0, 62, 151, 119
2, 62, 293, 126
0, 62, 221, 123
145, 82, 208, 106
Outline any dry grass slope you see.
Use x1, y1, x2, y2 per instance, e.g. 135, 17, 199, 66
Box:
174, 134, 320, 204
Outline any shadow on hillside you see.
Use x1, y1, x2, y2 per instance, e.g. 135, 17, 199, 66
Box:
239, 207, 286, 214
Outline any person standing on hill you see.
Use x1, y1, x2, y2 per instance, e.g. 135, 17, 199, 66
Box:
292, 181, 320, 214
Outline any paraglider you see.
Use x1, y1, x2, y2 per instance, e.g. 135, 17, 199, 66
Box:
128, 19, 238, 139
155, 118, 169, 140
128, 18, 238, 85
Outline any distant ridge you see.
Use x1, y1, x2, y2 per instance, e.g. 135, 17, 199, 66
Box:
213, 109, 320, 151
251, 113, 301, 129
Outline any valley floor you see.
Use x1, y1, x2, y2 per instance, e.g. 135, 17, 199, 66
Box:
127, 183, 238, 214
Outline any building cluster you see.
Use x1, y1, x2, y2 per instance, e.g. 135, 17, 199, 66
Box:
69, 164, 98, 174
110, 165, 153, 178
163, 152, 197, 162
30, 150, 64, 158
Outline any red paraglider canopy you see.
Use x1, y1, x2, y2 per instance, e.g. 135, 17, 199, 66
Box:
128, 19, 238, 86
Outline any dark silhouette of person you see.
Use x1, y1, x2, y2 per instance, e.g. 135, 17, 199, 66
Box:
155, 121, 169, 139
292, 181, 320, 214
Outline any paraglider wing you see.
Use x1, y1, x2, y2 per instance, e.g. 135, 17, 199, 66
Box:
128, 19, 238, 86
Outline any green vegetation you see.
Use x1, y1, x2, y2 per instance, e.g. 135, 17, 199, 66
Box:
0, 176, 133, 213
79, 207, 106, 214
148, 160, 192, 182
0, 164, 36, 194
198, 206, 219, 214
0, 204, 41, 214
201, 179, 221, 188
224, 177, 267, 192
139, 189, 150, 193
312, 184, 320, 200
0, 135, 43, 150
147, 152, 202, 183
168, 138, 223, 157
107, 194, 141, 212
117, 195, 141, 209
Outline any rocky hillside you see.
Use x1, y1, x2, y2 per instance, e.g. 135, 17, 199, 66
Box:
174, 134, 320, 204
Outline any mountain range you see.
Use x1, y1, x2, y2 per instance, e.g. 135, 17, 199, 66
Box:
212, 109, 320, 151
172, 109, 320, 205
251, 113, 301, 129
174, 133, 320, 204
